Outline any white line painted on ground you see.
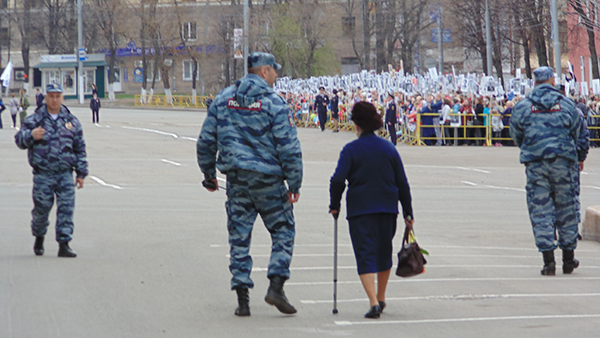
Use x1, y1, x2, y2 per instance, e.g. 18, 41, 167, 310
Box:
121, 126, 178, 138
211, 243, 598, 253
408, 165, 491, 174
161, 159, 182, 166
461, 181, 477, 186
252, 264, 600, 272
89, 176, 123, 190
483, 184, 526, 192
334, 314, 600, 326
286, 276, 600, 287
217, 177, 227, 183
584, 185, 600, 190
303, 293, 600, 304
181, 136, 197, 142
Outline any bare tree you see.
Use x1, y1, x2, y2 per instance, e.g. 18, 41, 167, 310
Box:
567, 0, 599, 80
397, 0, 433, 73
90, 0, 129, 100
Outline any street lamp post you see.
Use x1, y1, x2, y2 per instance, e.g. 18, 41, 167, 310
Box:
551, 0, 561, 75
485, 0, 492, 77
77, 0, 84, 104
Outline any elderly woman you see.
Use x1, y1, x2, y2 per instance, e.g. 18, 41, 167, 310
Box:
329, 101, 414, 319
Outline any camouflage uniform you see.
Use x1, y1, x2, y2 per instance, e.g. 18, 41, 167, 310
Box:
511, 83, 581, 252
15, 104, 88, 242
197, 72, 303, 289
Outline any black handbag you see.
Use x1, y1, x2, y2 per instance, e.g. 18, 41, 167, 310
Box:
396, 227, 427, 277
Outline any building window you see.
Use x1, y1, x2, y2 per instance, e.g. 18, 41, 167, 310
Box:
182, 59, 199, 81
1, 0, 7, 9
84, 70, 96, 94
146, 61, 161, 82
44, 70, 60, 91
62, 70, 76, 95
342, 17, 355, 36
182, 22, 197, 41
0, 28, 8, 47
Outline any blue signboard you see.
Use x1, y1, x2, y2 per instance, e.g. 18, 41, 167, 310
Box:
133, 68, 143, 83
103, 40, 225, 57
431, 28, 452, 43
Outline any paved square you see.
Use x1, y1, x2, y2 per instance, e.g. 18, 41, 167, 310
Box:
1, 107, 599, 337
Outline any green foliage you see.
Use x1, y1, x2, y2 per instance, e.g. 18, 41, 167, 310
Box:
269, 4, 339, 78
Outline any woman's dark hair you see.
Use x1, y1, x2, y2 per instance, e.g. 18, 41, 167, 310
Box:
351, 101, 383, 131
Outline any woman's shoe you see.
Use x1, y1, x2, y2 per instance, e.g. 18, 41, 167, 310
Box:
378, 301, 386, 312
364, 305, 381, 319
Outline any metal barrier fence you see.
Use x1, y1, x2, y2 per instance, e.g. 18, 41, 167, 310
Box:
292, 108, 600, 146
132, 97, 600, 145
134, 95, 208, 108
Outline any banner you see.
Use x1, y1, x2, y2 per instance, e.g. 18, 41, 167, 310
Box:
233, 29, 243, 59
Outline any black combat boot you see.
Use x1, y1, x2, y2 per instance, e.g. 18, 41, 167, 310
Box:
562, 250, 579, 274
541, 250, 555, 276
58, 242, 77, 258
34, 236, 45, 256
265, 276, 297, 314
234, 287, 250, 316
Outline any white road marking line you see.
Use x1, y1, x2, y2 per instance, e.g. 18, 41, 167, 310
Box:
252, 265, 600, 272
335, 314, 600, 326
408, 165, 491, 174
217, 177, 227, 183
584, 185, 600, 190
230, 253, 600, 259
121, 126, 178, 138
181, 136, 197, 142
211, 243, 598, 253
89, 176, 123, 190
303, 293, 600, 304
460, 181, 524, 192
286, 276, 600, 287
161, 159, 182, 166
210, 243, 352, 248
482, 184, 526, 192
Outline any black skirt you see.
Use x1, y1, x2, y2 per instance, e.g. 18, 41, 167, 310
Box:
348, 213, 397, 274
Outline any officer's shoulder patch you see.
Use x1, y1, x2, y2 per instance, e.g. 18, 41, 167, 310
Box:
531, 103, 560, 113
227, 99, 262, 111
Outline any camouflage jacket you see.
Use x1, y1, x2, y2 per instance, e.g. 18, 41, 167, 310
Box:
15, 104, 88, 178
510, 84, 580, 163
197, 74, 303, 193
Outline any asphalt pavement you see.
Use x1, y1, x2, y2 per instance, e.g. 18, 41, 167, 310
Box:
1, 107, 599, 338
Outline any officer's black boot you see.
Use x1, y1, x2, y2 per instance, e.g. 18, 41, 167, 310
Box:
540, 250, 555, 276
34, 236, 44, 256
562, 250, 579, 274
265, 276, 297, 314
234, 287, 250, 317
58, 242, 77, 258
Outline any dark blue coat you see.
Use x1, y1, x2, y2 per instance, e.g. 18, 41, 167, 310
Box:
314, 94, 329, 113
330, 131, 413, 219
385, 102, 397, 124
331, 95, 339, 113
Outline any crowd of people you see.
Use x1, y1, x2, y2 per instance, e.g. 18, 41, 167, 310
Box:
278, 87, 600, 147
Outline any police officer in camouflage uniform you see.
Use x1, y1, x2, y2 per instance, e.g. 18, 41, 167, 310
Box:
15, 83, 88, 258
197, 52, 303, 316
510, 67, 582, 276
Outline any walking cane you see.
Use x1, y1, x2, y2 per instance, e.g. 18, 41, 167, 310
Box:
333, 217, 339, 314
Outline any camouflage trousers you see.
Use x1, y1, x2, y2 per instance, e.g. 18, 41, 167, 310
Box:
31, 171, 76, 243
525, 158, 579, 252
225, 170, 295, 289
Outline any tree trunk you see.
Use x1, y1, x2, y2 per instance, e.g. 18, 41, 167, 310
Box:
523, 36, 532, 79
585, 22, 600, 80
362, 0, 370, 69
375, 1, 385, 72
21, 0, 32, 90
